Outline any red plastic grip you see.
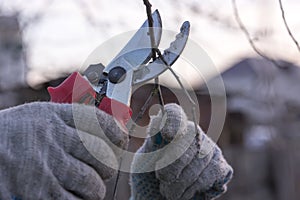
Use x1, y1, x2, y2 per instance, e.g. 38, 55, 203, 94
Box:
48, 72, 95, 104
47, 72, 132, 126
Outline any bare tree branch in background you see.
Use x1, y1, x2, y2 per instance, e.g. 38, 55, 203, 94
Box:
278, 0, 300, 53
189, 4, 239, 31
21, 0, 54, 29
232, 0, 281, 67
73, 0, 102, 27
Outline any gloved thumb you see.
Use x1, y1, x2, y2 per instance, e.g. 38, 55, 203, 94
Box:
147, 103, 188, 147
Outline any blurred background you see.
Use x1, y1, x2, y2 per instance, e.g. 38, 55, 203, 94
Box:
0, 0, 299, 199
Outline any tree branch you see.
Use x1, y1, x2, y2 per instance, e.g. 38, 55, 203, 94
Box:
142, 0, 165, 110
278, 0, 300, 53
232, 0, 281, 67
143, 0, 157, 61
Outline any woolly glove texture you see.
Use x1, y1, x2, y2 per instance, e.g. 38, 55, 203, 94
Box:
130, 104, 233, 200
0, 102, 128, 200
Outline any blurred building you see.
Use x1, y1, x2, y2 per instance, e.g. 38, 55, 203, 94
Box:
0, 15, 26, 108
0, 15, 48, 109
201, 58, 300, 200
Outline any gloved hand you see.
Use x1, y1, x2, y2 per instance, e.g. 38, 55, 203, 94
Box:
130, 104, 233, 200
0, 102, 128, 200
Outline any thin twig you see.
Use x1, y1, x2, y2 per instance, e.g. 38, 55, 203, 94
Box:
143, 0, 157, 60
155, 77, 165, 110
129, 84, 161, 135
278, 0, 300, 52
155, 49, 201, 154
133, 87, 157, 122
143, 0, 165, 111
232, 0, 281, 67
111, 168, 121, 200
112, 1, 164, 198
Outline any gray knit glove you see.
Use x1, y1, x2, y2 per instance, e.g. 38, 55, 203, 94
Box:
130, 104, 233, 200
0, 102, 128, 200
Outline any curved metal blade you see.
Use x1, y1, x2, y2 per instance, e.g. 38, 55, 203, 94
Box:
104, 10, 162, 106
103, 10, 162, 74
133, 21, 190, 85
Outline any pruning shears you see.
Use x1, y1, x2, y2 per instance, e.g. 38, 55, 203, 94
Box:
47, 10, 190, 127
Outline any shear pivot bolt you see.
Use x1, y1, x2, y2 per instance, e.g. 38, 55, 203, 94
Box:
108, 66, 126, 84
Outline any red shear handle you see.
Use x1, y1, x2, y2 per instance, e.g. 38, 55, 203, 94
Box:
47, 72, 132, 126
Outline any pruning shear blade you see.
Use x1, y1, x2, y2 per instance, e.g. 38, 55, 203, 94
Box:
48, 9, 190, 126
103, 10, 162, 73
133, 21, 190, 85
105, 21, 190, 106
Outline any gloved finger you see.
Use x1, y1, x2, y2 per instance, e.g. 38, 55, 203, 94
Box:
131, 103, 189, 173
35, 177, 83, 200
62, 127, 119, 179
155, 121, 201, 182
130, 171, 163, 200
1, 149, 82, 200
149, 103, 188, 143
29, 102, 119, 181
139, 103, 188, 155
157, 122, 224, 200
37, 102, 128, 150
179, 146, 233, 200
155, 124, 209, 199
130, 143, 167, 199
63, 103, 128, 150
21, 102, 119, 179
192, 170, 233, 200
21, 176, 83, 200
51, 152, 107, 200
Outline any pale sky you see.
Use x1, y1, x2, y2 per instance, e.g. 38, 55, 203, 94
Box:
1, 0, 299, 87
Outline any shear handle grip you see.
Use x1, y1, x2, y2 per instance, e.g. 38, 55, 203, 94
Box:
47, 72, 132, 126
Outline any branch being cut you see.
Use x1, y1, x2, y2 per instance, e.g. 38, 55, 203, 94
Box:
143, 0, 157, 61
232, 0, 281, 67
112, 1, 164, 198
155, 49, 202, 154
278, 0, 300, 53
142, 0, 165, 111
142, 0, 200, 151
